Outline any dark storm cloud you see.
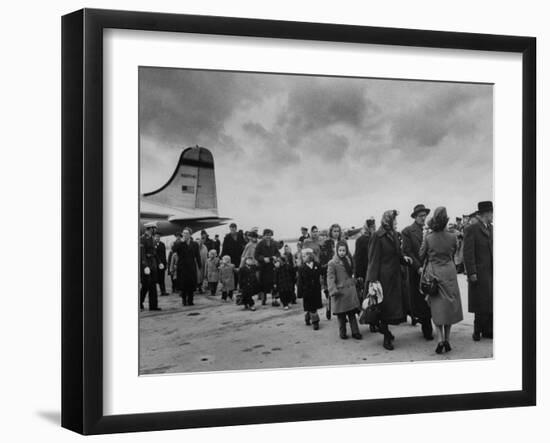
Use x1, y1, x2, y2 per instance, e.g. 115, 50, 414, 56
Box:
139, 68, 281, 155
279, 78, 377, 146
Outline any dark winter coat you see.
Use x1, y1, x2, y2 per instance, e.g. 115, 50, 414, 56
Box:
401, 222, 431, 320
238, 264, 260, 297
221, 232, 246, 267
463, 220, 493, 314
274, 263, 295, 293
353, 232, 371, 280
366, 228, 408, 323
299, 262, 323, 312
254, 239, 281, 292
140, 234, 158, 283
172, 239, 201, 292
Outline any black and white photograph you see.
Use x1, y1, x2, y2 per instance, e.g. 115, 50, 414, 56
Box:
138, 67, 494, 375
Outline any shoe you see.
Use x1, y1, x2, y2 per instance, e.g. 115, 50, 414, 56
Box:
340, 332, 348, 339
435, 342, 445, 354
313, 322, 319, 330
383, 336, 394, 350
444, 341, 451, 352
352, 333, 363, 340
424, 334, 434, 341
472, 332, 481, 341
150, 307, 162, 311
250, 306, 256, 311
284, 306, 289, 310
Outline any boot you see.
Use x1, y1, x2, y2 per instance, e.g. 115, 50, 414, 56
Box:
379, 323, 394, 350
305, 312, 311, 326
337, 315, 348, 339
311, 312, 320, 330
349, 313, 362, 340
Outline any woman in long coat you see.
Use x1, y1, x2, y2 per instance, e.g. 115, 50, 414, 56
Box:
366, 210, 412, 350
172, 228, 202, 306
327, 241, 362, 339
419, 207, 464, 354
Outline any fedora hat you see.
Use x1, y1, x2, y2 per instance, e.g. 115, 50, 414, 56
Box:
477, 201, 493, 213
411, 204, 431, 218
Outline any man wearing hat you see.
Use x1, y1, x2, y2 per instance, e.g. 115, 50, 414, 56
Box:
299, 227, 310, 244
254, 228, 281, 305
463, 201, 493, 340
401, 204, 433, 340
139, 225, 161, 311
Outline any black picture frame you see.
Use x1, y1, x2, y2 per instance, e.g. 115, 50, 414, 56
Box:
61, 8, 536, 435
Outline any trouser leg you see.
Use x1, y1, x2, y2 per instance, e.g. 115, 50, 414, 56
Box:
158, 269, 166, 294
140, 283, 147, 308
148, 281, 158, 309
310, 311, 320, 330
348, 312, 360, 336
421, 318, 434, 339
337, 314, 347, 338
474, 313, 483, 336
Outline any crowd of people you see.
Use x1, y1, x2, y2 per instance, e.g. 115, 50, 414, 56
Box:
140, 201, 493, 354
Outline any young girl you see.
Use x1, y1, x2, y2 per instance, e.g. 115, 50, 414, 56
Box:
299, 248, 323, 330
218, 255, 236, 301
205, 249, 220, 296
273, 256, 295, 310
327, 241, 362, 340
238, 256, 258, 311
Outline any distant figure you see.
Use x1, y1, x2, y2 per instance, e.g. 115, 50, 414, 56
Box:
254, 229, 281, 306
327, 241, 362, 340
420, 207, 464, 354
140, 225, 160, 311
153, 233, 169, 296
213, 234, 221, 255
299, 249, 323, 330
299, 226, 310, 244
218, 255, 236, 301
366, 210, 413, 350
401, 204, 434, 340
205, 249, 220, 296
240, 230, 259, 267
238, 256, 258, 311
302, 225, 322, 263
354, 217, 375, 281
172, 227, 201, 306
273, 256, 295, 310
463, 201, 493, 341
201, 230, 215, 252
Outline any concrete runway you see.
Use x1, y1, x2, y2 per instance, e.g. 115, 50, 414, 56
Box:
139, 274, 492, 375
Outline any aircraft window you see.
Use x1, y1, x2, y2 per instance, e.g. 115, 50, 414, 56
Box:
181, 185, 195, 193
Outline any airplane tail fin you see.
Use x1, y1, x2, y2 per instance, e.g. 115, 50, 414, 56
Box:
142, 146, 219, 214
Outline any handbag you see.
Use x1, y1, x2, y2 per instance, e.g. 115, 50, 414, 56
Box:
358, 282, 382, 325
419, 256, 438, 297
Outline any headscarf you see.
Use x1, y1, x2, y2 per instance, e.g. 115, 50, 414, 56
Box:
335, 240, 353, 278
428, 206, 449, 232
380, 210, 398, 231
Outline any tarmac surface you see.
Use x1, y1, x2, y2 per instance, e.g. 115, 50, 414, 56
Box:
139, 275, 492, 375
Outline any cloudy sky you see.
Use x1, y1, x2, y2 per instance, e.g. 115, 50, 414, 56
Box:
139, 67, 493, 239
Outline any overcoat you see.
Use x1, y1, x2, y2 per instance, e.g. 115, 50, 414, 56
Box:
238, 264, 259, 297
353, 232, 371, 280
299, 262, 323, 312
365, 228, 407, 323
254, 239, 280, 292
221, 232, 246, 267
463, 220, 493, 314
327, 256, 361, 314
140, 234, 158, 283
401, 222, 431, 320
172, 239, 201, 292
219, 263, 236, 291
155, 241, 167, 267
240, 241, 257, 267
274, 263, 295, 293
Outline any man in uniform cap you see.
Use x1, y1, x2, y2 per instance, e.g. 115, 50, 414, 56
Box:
401, 204, 434, 340
463, 201, 493, 341
140, 225, 161, 310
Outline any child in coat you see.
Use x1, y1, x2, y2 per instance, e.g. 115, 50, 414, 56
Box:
299, 248, 323, 330
218, 255, 236, 301
205, 249, 220, 296
238, 256, 258, 311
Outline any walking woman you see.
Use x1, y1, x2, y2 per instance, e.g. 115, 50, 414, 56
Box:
366, 210, 412, 350
327, 241, 362, 340
419, 207, 464, 354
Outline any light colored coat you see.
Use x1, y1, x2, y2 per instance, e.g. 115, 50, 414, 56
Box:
327, 256, 361, 314
219, 262, 236, 291
240, 241, 258, 267
205, 257, 220, 283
